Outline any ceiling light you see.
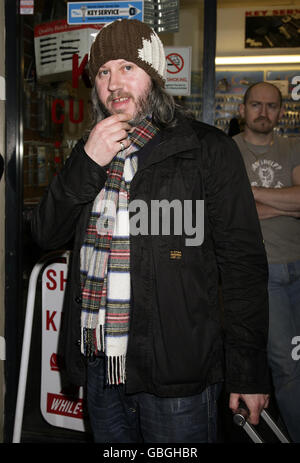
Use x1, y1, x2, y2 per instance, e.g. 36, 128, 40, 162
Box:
215, 55, 300, 65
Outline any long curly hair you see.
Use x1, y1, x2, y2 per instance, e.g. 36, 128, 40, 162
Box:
89, 79, 193, 129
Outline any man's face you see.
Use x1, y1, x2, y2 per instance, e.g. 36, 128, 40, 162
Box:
95, 59, 152, 125
239, 83, 284, 135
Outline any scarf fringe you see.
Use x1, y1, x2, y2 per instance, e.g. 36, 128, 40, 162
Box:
81, 325, 104, 357
107, 354, 126, 385
81, 327, 126, 385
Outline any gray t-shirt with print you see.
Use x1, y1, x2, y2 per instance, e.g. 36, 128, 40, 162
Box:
233, 133, 300, 264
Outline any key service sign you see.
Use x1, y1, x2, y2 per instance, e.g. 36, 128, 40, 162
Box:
67, 1, 144, 24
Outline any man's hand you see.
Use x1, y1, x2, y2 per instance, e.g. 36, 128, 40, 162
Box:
229, 393, 270, 425
84, 113, 132, 167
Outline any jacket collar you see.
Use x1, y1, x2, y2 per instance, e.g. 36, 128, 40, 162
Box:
137, 116, 200, 172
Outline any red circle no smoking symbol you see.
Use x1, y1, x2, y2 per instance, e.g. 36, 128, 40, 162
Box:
166, 53, 184, 74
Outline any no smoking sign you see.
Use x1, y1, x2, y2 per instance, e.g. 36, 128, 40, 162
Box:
166, 53, 184, 74
164, 47, 191, 96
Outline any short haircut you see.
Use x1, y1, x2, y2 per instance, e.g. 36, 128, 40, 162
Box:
243, 82, 283, 107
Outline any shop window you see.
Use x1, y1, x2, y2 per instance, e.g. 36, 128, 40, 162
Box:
216, 2, 300, 136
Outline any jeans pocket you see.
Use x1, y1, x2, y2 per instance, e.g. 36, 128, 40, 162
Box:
87, 356, 105, 399
88, 355, 103, 369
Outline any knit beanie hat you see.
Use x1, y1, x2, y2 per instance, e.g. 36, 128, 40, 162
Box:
89, 19, 166, 87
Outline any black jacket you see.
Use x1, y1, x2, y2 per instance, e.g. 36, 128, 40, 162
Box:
31, 116, 271, 396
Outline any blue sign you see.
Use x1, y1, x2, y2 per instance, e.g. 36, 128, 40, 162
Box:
67, 1, 144, 24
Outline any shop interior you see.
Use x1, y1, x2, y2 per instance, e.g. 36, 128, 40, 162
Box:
216, 0, 300, 135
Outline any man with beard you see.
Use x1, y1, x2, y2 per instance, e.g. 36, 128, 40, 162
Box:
32, 20, 270, 443
234, 81, 300, 442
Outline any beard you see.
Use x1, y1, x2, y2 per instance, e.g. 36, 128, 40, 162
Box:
98, 82, 153, 126
247, 116, 275, 134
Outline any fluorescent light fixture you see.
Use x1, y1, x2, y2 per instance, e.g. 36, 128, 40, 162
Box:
215, 55, 300, 65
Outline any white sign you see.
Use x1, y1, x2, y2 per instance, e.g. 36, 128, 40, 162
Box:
41, 260, 86, 432
164, 47, 192, 96
67, 1, 144, 24
34, 19, 102, 79
0, 336, 5, 361
0, 76, 5, 101
34, 19, 103, 77
20, 0, 34, 15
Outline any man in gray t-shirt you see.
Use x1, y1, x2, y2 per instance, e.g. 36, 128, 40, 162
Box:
233, 81, 300, 442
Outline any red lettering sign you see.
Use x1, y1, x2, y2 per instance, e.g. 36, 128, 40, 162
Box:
46, 269, 67, 290
47, 393, 84, 419
51, 99, 84, 124
245, 11, 268, 17
69, 99, 84, 124
72, 53, 88, 89
60, 270, 67, 291
46, 269, 57, 290
46, 310, 57, 331
245, 9, 300, 16
52, 99, 65, 124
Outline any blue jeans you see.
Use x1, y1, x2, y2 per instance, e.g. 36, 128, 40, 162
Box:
87, 355, 222, 443
268, 261, 300, 442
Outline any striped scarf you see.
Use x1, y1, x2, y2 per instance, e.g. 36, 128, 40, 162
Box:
80, 116, 158, 385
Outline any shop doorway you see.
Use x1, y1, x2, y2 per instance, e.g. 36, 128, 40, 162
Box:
5, 0, 217, 442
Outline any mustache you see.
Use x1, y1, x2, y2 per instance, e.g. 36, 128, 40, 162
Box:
106, 92, 133, 104
254, 116, 271, 123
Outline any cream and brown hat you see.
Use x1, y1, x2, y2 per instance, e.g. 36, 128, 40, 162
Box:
89, 19, 166, 87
